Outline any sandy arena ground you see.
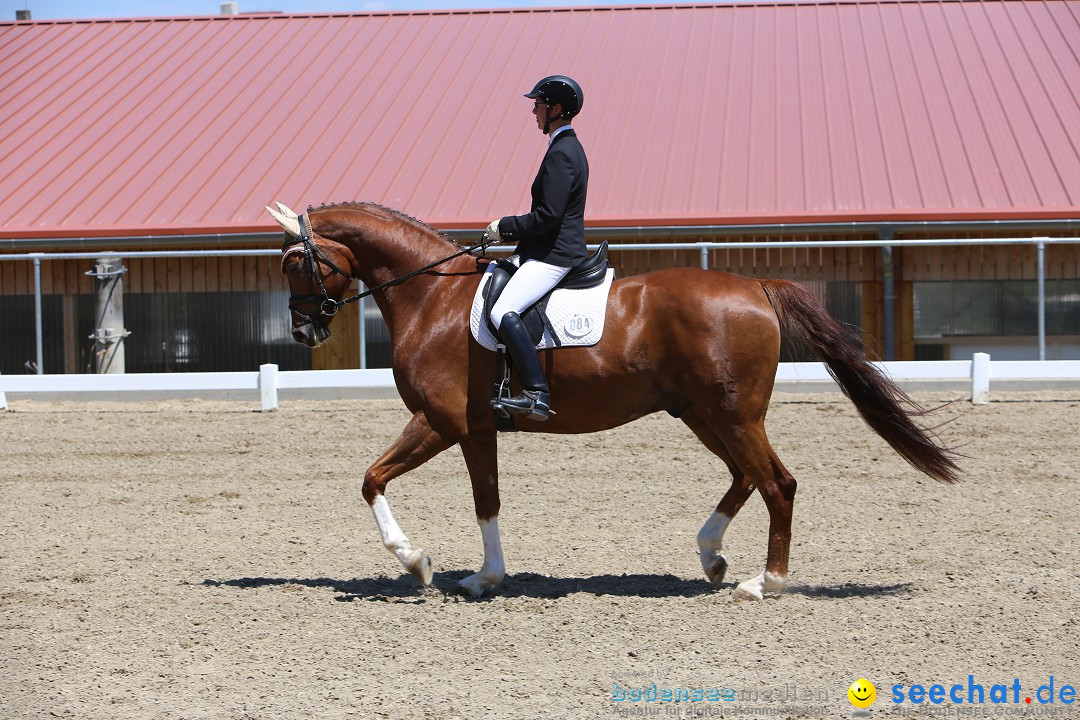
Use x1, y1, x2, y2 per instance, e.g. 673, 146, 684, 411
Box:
1, 390, 1078, 719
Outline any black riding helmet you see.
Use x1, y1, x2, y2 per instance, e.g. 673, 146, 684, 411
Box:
525, 75, 583, 132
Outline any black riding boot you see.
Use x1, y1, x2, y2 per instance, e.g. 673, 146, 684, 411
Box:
492, 311, 550, 421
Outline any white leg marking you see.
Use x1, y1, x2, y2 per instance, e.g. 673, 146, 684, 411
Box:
370, 495, 432, 585
697, 512, 731, 567
458, 516, 506, 598
732, 570, 786, 601
697, 512, 732, 586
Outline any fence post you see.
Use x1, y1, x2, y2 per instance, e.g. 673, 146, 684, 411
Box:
1036, 239, 1046, 361
880, 228, 896, 361
32, 254, 44, 374
359, 286, 367, 370
0, 372, 7, 410
259, 363, 279, 411
971, 352, 990, 405
87, 257, 129, 373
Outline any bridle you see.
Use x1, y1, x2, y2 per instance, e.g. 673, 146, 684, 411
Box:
281, 214, 354, 323
281, 211, 500, 324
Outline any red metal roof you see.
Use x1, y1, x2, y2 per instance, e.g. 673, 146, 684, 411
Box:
2, 0, 1079, 239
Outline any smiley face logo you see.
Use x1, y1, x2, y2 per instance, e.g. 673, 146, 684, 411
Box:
848, 678, 877, 709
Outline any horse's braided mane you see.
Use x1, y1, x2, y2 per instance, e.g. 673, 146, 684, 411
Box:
307, 201, 461, 250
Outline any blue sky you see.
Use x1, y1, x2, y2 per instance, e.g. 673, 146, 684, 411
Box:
3, 0, 636, 20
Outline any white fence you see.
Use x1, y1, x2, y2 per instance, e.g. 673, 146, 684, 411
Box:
3, 354, 1079, 411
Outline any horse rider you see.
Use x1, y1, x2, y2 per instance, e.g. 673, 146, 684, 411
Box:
484, 75, 589, 422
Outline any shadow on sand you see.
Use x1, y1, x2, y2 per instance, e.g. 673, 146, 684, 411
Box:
202, 572, 914, 603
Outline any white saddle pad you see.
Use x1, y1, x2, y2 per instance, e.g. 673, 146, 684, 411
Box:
469, 264, 615, 351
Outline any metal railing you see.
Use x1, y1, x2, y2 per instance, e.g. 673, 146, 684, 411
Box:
2, 236, 1078, 373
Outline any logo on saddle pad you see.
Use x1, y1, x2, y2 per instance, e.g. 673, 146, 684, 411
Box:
469, 264, 615, 352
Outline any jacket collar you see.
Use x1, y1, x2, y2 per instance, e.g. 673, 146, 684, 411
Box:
548, 126, 576, 146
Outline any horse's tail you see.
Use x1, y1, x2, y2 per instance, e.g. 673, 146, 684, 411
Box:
760, 278, 961, 484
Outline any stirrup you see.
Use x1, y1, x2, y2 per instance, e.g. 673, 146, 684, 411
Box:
491, 390, 552, 421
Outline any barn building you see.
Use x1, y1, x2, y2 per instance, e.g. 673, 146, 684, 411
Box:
2, 0, 1079, 374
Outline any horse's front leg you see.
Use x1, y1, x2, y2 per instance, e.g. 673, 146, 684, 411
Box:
457, 433, 505, 597
362, 411, 454, 586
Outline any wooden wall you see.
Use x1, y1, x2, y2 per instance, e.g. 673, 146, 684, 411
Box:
607, 236, 882, 282
0, 254, 289, 296
311, 282, 361, 371
897, 240, 1080, 281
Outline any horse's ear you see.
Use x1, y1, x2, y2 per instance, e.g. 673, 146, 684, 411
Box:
266, 203, 301, 237
275, 202, 299, 220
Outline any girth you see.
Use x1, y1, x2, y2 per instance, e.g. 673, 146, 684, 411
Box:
483, 241, 609, 343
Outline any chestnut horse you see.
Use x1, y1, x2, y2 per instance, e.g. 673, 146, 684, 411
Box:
268, 201, 959, 601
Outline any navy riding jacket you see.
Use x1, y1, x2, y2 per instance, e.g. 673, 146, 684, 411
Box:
497, 129, 589, 269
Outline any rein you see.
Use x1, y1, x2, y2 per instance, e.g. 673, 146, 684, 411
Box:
284, 213, 499, 322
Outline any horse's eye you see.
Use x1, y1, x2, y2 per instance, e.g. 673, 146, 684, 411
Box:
286, 261, 303, 276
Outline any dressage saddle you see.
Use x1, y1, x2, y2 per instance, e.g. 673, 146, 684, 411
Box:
482, 241, 609, 344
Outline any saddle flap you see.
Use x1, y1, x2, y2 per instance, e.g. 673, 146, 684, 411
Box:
482, 262, 514, 329
483, 262, 546, 345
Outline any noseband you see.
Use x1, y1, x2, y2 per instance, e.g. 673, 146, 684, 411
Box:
282, 211, 502, 325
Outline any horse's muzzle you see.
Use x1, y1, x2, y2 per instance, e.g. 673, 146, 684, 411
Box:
292, 321, 330, 347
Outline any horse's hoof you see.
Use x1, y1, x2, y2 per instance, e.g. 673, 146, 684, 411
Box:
732, 571, 784, 601
406, 550, 433, 586
704, 556, 728, 589
457, 573, 501, 598
731, 582, 764, 602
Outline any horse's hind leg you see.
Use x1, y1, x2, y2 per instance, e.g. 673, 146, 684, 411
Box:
682, 411, 755, 589
457, 432, 505, 598
362, 411, 454, 586
714, 423, 797, 601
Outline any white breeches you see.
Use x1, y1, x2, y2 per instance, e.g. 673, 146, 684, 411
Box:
490, 260, 571, 330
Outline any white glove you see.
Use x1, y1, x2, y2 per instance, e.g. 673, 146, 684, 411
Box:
484, 219, 502, 242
